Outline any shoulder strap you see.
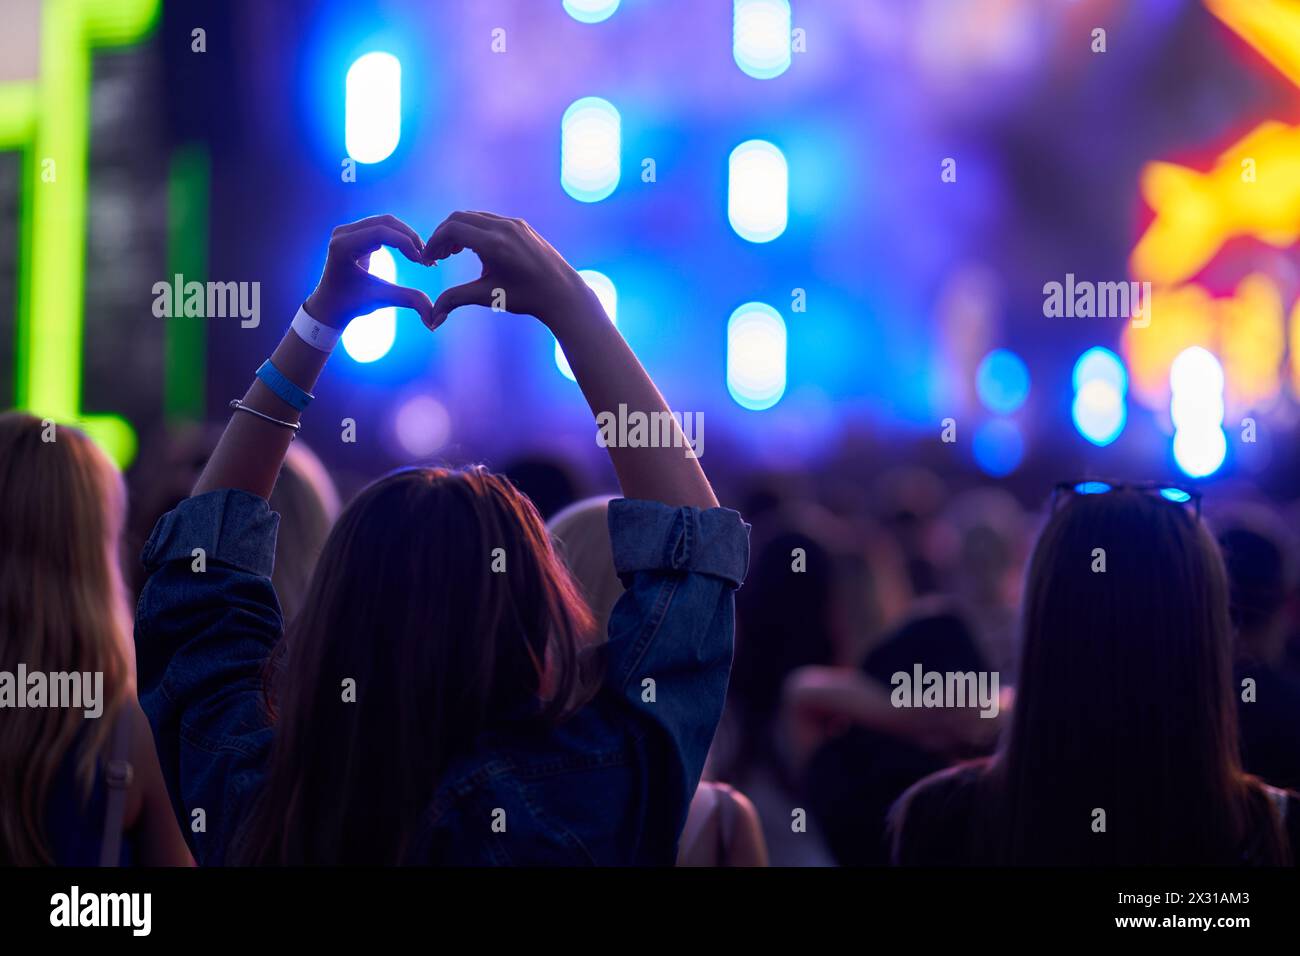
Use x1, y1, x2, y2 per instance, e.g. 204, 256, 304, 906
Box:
98, 710, 135, 867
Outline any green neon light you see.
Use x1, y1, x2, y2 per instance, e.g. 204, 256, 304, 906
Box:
4, 0, 160, 467
165, 144, 209, 422
0, 83, 37, 148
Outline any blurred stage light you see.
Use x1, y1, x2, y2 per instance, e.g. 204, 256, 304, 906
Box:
974, 349, 1029, 414
1169, 345, 1224, 397
727, 302, 787, 410
393, 394, 451, 457
342, 248, 398, 363
1170, 346, 1226, 478
1072, 346, 1127, 395
1173, 426, 1227, 479
1171, 390, 1226, 432
1072, 380, 1126, 447
1120, 284, 1215, 410
972, 418, 1024, 477
1206, 0, 1300, 89
564, 0, 621, 24
1220, 273, 1283, 407
733, 0, 793, 79
557, 270, 617, 380
728, 140, 788, 243
561, 96, 621, 203
1160, 487, 1192, 503
1071, 347, 1127, 446
345, 52, 401, 164
1292, 297, 1300, 396
5, 0, 162, 468
1130, 123, 1300, 286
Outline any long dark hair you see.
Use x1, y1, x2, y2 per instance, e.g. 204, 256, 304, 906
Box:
726, 526, 838, 785
976, 489, 1288, 864
237, 466, 595, 864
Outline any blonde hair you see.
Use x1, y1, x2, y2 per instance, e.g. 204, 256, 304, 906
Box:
0, 413, 132, 864
547, 496, 623, 641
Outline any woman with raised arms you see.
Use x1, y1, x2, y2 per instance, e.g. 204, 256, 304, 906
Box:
135, 212, 749, 864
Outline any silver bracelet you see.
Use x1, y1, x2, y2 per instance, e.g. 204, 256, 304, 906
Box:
228, 399, 301, 439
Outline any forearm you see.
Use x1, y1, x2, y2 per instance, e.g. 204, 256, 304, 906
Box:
788, 667, 905, 730
550, 288, 718, 511
193, 323, 329, 499
136, 490, 281, 864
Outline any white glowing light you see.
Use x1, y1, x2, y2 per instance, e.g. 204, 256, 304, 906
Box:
728, 139, 788, 243
345, 52, 401, 164
561, 97, 621, 203
734, 0, 792, 79
342, 247, 398, 363
727, 302, 787, 410
564, 0, 621, 24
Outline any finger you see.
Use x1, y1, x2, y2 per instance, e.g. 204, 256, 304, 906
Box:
464, 210, 514, 222
363, 276, 438, 330
374, 214, 425, 253
430, 277, 495, 328
422, 219, 499, 263
334, 214, 424, 251
332, 224, 424, 265
448, 210, 508, 229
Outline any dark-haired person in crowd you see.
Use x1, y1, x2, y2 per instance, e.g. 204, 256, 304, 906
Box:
934, 488, 1026, 677
0, 415, 191, 866
710, 520, 845, 865
502, 454, 584, 521
135, 212, 749, 864
795, 604, 1001, 864
1216, 510, 1300, 792
890, 486, 1300, 865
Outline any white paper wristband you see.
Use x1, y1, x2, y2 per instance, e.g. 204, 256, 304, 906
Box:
290, 305, 342, 352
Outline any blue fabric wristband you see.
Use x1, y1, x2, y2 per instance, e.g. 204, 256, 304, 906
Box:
255, 359, 314, 412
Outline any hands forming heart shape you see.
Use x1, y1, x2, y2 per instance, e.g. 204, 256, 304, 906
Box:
303, 211, 595, 335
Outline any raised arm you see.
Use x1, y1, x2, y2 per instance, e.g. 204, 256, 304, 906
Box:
137, 215, 437, 863
423, 211, 718, 510
194, 215, 435, 499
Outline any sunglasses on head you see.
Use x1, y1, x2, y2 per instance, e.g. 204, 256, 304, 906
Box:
1051, 480, 1202, 518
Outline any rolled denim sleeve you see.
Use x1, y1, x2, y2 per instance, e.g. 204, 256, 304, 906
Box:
135, 489, 281, 865
604, 498, 750, 848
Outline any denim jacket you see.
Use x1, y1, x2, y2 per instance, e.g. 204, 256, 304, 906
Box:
135, 489, 749, 865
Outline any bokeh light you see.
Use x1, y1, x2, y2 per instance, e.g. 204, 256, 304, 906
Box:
733, 0, 793, 80
1219, 274, 1283, 408
727, 302, 787, 410
1072, 379, 1126, 447
972, 418, 1024, 476
345, 52, 401, 164
561, 96, 621, 203
1072, 346, 1127, 395
342, 247, 398, 363
563, 0, 621, 25
728, 139, 788, 243
393, 394, 451, 457
1173, 425, 1227, 478
975, 349, 1030, 415
1170, 346, 1227, 478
